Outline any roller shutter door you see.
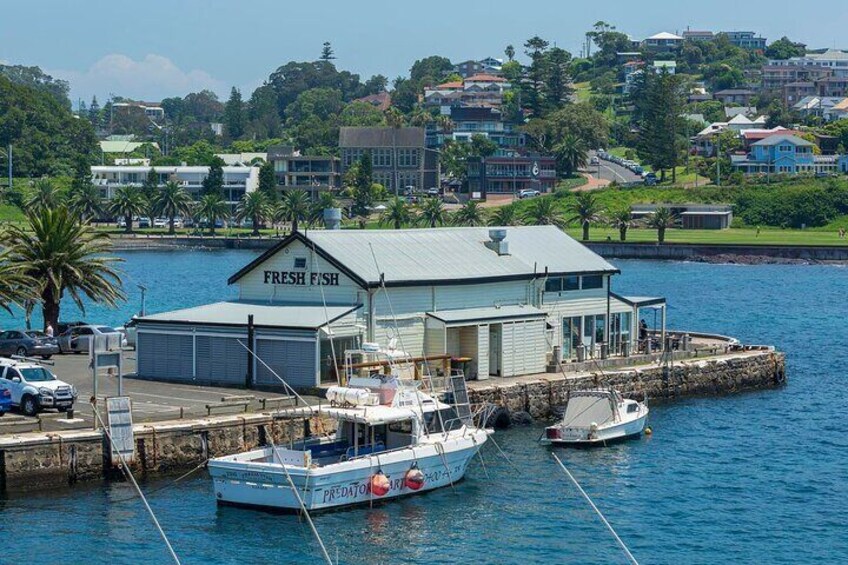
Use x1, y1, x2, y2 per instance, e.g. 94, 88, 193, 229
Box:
137, 332, 193, 381
255, 339, 317, 389
195, 336, 247, 385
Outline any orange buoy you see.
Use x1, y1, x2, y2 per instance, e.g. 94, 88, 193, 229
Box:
369, 471, 390, 496
404, 466, 425, 490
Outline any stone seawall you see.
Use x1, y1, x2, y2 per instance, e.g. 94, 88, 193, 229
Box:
0, 412, 331, 493
585, 242, 848, 263
468, 351, 786, 421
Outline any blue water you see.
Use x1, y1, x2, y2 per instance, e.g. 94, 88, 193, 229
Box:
1, 253, 847, 564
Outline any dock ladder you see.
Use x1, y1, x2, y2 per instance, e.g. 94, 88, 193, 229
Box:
447, 371, 473, 426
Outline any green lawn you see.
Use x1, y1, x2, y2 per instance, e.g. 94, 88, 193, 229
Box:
573, 82, 592, 103
568, 226, 848, 246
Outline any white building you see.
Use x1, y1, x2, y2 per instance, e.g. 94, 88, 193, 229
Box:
134, 227, 666, 389
768, 49, 848, 78
90, 165, 259, 204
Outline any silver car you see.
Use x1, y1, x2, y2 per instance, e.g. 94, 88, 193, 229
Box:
58, 325, 126, 354
0, 329, 60, 359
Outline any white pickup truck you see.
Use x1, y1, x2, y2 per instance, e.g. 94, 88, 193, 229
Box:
0, 358, 78, 416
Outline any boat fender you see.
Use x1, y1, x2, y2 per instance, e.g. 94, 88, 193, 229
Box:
644, 426, 653, 436
404, 463, 425, 491
369, 470, 390, 496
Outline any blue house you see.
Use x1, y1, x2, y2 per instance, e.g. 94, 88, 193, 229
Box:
731, 134, 815, 174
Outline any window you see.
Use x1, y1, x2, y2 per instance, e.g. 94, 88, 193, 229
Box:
388, 420, 413, 434
545, 278, 562, 293
293, 257, 307, 269
563, 276, 579, 291
581, 275, 604, 289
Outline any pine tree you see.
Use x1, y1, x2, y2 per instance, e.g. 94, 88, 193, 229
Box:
545, 47, 574, 111
634, 69, 685, 183
223, 87, 245, 140
88, 96, 100, 127
258, 161, 277, 200
352, 152, 373, 216
202, 157, 225, 197
523, 36, 550, 117
320, 42, 335, 61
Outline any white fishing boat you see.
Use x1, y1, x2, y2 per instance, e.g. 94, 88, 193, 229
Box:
541, 389, 648, 446
208, 347, 490, 512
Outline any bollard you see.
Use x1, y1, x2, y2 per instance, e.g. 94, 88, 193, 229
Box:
66, 408, 74, 420
622, 341, 631, 358
600, 343, 609, 360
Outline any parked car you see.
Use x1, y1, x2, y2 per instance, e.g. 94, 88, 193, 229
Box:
153, 217, 168, 228
426, 187, 440, 196
0, 329, 60, 359
116, 318, 138, 349
519, 189, 541, 199
590, 156, 600, 165
0, 358, 77, 416
58, 325, 126, 354
57, 320, 87, 335
138, 217, 151, 228
117, 217, 127, 228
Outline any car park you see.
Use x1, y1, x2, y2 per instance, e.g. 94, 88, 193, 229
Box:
58, 325, 126, 354
0, 358, 77, 416
0, 329, 60, 359
519, 189, 541, 199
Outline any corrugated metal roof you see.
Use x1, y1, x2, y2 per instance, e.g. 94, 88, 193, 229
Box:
428, 304, 546, 324
305, 226, 618, 285
139, 301, 359, 329
100, 140, 161, 153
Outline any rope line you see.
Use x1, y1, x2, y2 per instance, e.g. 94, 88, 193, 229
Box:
551, 453, 639, 565
91, 404, 181, 565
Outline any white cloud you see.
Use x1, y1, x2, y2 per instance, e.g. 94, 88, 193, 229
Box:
51, 53, 227, 102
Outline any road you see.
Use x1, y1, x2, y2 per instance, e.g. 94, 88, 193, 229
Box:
1, 352, 317, 432
584, 151, 643, 185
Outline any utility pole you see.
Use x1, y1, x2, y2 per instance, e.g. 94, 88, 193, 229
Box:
716, 135, 721, 187
6, 144, 11, 192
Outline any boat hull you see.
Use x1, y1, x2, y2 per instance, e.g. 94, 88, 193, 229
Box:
542, 412, 649, 447
209, 430, 487, 512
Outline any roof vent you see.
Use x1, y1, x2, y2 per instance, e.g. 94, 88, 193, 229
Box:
485, 228, 509, 256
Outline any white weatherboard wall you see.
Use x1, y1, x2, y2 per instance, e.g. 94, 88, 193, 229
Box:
477, 324, 490, 380
501, 319, 547, 377
238, 239, 362, 306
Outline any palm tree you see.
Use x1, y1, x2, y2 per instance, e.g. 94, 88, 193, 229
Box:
68, 183, 102, 224
452, 200, 484, 226
196, 193, 230, 236
525, 198, 565, 227
418, 197, 447, 228
380, 197, 414, 229
0, 255, 35, 314
109, 186, 146, 234
488, 204, 522, 227
646, 207, 677, 244
409, 109, 434, 128
24, 178, 62, 213
436, 115, 454, 134
153, 181, 194, 235
274, 189, 311, 233
554, 134, 589, 177
235, 191, 270, 236
566, 192, 604, 241
384, 107, 406, 128
1, 207, 124, 331
609, 208, 635, 242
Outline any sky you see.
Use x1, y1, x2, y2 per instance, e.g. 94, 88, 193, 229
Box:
2, 0, 846, 105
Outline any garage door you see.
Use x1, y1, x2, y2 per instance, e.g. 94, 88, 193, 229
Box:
255, 339, 317, 389
137, 332, 193, 381
195, 336, 247, 385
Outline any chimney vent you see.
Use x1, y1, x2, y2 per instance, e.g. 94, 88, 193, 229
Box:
485, 228, 509, 255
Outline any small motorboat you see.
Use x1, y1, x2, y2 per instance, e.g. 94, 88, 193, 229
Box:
208, 346, 490, 512
541, 389, 648, 446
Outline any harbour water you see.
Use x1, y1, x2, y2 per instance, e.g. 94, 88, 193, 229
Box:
1, 251, 847, 564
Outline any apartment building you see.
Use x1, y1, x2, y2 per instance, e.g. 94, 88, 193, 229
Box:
267, 146, 341, 193
90, 165, 258, 204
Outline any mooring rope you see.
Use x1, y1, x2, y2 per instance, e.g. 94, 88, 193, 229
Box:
91, 405, 181, 565
551, 453, 639, 565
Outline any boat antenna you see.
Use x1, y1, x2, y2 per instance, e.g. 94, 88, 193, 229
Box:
91, 404, 181, 565
309, 240, 340, 385
551, 453, 639, 565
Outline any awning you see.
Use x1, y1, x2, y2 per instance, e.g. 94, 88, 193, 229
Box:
427, 304, 546, 325
612, 293, 666, 308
